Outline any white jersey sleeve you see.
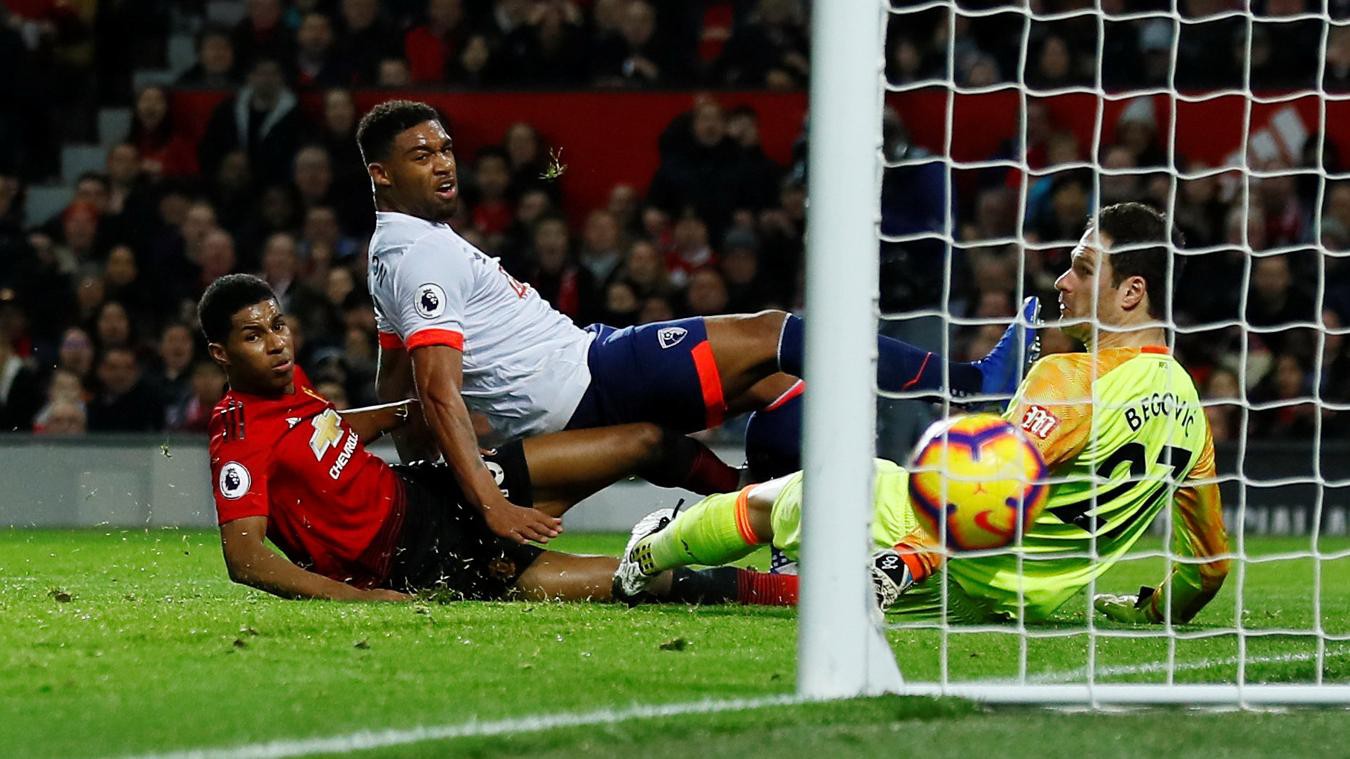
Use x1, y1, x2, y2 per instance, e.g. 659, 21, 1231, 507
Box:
385, 237, 474, 351
373, 300, 399, 350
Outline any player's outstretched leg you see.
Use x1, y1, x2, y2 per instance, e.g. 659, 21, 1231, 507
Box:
615, 483, 778, 596
742, 297, 1042, 480
704, 299, 1039, 417
772, 297, 1039, 399
744, 381, 805, 481
514, 550, 783, 606
968, 296, 1041, 399
613, 506, 681, 597
524, 424, 740, 518
614, 479, 807, 605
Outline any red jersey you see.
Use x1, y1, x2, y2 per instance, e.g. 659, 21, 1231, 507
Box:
208, 369, 405, 588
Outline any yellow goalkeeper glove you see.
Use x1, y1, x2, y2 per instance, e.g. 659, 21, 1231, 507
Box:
1093, 586, 1160, 624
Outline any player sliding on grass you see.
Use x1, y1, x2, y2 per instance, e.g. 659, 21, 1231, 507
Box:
355, 99, 1038, 548
617, 203, 1231, 625
201, 274, 788, 604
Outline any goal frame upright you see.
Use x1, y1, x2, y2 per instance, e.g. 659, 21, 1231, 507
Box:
796, 0, 900, 699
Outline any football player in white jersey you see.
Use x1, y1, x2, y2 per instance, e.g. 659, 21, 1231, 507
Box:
356, 100, 1038, 547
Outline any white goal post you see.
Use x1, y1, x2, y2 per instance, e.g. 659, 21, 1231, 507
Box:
798, 1, 1350, 706
798, 0, 902, 698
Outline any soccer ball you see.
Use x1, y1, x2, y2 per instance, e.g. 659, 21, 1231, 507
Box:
907, 413, 1049, 552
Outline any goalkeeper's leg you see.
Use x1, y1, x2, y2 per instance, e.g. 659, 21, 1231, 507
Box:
618, 460, 938, 608
620, 461, 912, 584
624, 483, 779, 575
616, 476, 801, 599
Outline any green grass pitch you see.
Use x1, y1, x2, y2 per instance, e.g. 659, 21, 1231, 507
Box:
3, 529, 1349, 758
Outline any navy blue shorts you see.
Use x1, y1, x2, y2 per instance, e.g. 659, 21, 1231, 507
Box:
565, 317, 726, 433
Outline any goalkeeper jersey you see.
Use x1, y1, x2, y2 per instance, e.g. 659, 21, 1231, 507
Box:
899, 345, 1229, 622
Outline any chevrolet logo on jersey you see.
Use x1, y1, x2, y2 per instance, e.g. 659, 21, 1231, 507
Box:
309, 409, 346, 460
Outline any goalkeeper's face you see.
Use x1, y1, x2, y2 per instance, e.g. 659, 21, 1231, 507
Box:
1055, 228, 1129, 345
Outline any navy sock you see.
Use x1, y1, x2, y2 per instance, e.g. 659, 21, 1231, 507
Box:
776, 314, 981, 395
745, 394, 804, 480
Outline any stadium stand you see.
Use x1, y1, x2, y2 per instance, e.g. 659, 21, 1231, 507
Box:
0, 0, 1345, 444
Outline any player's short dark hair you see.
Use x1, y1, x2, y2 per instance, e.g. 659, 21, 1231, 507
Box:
356, 100, 442, 164
197, 274, 277, 344
1093, 202, 1185, 320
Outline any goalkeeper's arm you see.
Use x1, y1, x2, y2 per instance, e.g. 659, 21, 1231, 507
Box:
871, 528, 946, 609
1097, 438, 1230, 624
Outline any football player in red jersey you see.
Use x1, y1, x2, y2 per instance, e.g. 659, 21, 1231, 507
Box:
202, 274, 781, 603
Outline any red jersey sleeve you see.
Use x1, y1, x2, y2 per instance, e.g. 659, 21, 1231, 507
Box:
208, 400, 272, 525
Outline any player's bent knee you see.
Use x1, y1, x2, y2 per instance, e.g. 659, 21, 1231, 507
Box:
745, 309, 790, 340
633, 426, 688, 487
705, 311, 790, 377
745, 489, 776, 543
630, 423, 668, 463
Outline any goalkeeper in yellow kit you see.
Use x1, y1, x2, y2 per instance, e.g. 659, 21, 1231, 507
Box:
614, 202, 1230, 624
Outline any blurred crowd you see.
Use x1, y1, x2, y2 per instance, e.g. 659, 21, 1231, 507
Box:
0, 0, 811, 179
892, 0, 1350, 94
887, 0, 1350, 443
0, 0, 1345, 445
0, 0, 811, 437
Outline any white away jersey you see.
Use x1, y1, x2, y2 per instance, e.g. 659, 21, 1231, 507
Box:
368, 211, 592, 446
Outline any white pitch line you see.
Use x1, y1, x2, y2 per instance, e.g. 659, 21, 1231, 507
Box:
111, 650, 1350, 759
115, 694, 802, 759
1029, 647, 1350, 684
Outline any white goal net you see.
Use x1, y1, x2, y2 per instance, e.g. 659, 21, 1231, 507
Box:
799, 0, 1350, 705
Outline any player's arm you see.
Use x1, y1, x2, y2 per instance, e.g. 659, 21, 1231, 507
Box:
338, 398, 419, 443
375, 344, 439, 462
410, 343, 562, 544
1160, 468, 1230, 622
219, 516, 410, 602
1097, 435, 1229, 624
872, 525, 946, 607
1002, 355, 1095, 469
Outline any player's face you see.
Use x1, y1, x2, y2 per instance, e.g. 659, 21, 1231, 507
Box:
211, 298, 295, 395
1055, 228, 1126, 344
372, 120, 458, 222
